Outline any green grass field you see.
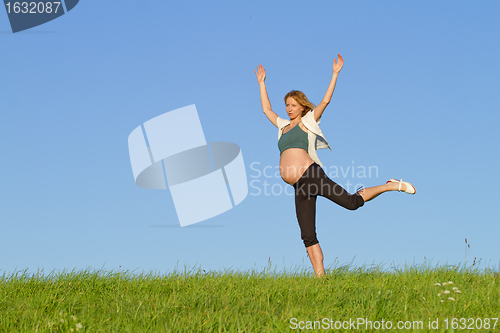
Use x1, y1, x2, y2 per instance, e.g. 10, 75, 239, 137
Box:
1, 264, 499, 332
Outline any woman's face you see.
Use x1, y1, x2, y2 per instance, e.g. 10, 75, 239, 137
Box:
285, 97, 305, 120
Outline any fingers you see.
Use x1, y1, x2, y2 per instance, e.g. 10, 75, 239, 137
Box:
255, 64, 266, 83
333, 54, 344, 73
255, 64, 266, 75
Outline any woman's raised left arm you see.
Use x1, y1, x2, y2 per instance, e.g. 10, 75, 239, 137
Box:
314, 54, 344, 121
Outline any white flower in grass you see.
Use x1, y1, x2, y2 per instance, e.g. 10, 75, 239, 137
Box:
440, 300, 444, 303
455, 290, 462, 294
438, 293, 441, 297
448, 297, 455, 301
70, 315, 77, 321
434, 283, 441, 286
444, 290, 450, 294
452, 287, 458, 291
60, 319, 65, 323
442, 282, 448, 286
448, 281, 454, 284
75, 323, 83, 331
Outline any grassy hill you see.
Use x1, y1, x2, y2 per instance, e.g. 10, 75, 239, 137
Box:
1, 264, 499, 332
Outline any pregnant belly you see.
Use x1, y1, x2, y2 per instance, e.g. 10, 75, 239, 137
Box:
279, 149, 314, 185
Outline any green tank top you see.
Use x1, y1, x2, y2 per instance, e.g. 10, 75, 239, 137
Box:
278, 124, 309, 154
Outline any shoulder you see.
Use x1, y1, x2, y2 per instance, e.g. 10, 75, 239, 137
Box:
276, 116, 290, 129
303, 110, 321, 124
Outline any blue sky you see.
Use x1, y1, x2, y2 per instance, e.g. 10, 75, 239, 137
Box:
1, 0, 499, 275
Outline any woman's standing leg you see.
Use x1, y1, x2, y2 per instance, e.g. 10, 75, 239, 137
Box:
294, 174, 325, 277
306, 244, 325, 277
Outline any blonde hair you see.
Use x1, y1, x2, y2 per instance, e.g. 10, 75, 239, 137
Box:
284, 90, 315, 117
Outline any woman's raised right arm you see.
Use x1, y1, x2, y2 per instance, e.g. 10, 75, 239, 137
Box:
255, 65, 278, 128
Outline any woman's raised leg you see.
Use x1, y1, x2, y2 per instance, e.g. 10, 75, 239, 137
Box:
357, 181, 411, 202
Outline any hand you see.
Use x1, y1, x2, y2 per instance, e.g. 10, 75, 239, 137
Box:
255, 64, 266, 84
332, 54, 344, 74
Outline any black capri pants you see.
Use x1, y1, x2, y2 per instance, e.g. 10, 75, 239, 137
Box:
292, 162, 365, 248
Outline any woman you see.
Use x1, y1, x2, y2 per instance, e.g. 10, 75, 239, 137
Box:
255, 54, 416, 277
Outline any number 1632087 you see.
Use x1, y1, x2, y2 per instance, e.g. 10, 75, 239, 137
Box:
5, 2, 62, 14
444, 318, 498, 330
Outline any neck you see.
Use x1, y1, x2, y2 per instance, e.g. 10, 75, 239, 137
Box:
289, 116, 302, 125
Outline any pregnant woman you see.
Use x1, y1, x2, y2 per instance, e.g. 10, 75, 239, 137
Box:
255, 55, 416, 277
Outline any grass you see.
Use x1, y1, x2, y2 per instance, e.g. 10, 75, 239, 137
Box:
0, 263, 499, 332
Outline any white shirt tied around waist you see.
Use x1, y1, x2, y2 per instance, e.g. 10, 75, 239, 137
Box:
276, 109, 331, 167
